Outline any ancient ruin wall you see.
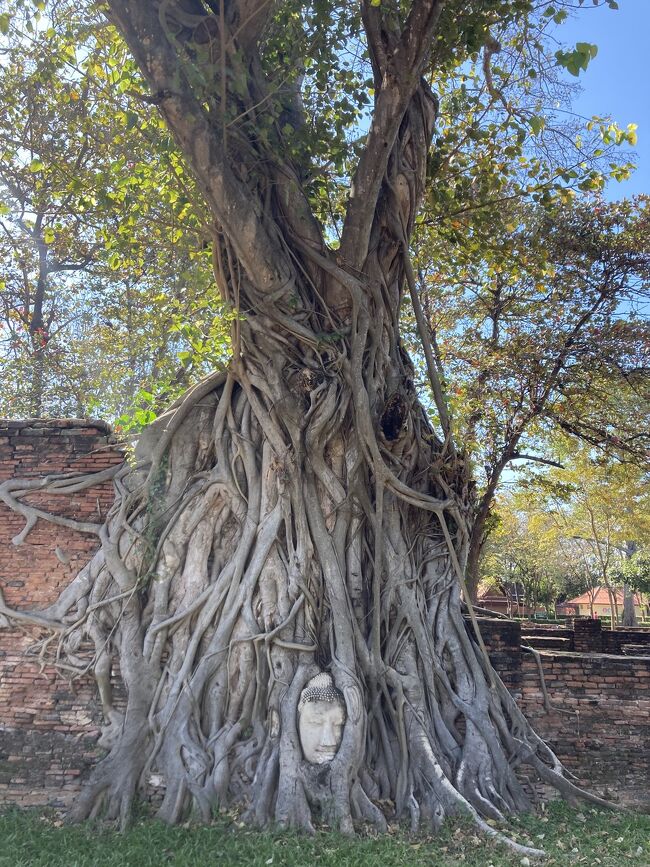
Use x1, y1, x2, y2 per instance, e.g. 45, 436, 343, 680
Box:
479, 619, 650, 807
521, 651, 650, 804
0, 420, 124, 806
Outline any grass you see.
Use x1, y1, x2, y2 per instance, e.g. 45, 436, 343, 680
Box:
0, 801, 648, 866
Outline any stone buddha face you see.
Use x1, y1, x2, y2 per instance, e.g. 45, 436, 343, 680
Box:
297, 673, 346, 764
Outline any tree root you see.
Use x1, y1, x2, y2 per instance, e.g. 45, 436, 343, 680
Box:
1, 369, 621, 861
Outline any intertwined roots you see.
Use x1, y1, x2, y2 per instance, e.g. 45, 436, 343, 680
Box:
0, 371, 613, 858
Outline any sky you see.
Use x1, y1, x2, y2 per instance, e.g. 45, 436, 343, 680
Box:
557, 0, 649, 201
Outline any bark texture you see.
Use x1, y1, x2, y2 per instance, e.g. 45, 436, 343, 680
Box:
0, 0, 615, 856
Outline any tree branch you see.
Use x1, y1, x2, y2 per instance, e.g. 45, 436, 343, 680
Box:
340, 0, 445, 268
509, 453, 565, 469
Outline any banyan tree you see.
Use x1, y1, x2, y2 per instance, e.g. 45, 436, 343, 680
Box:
0, 0, 614, 857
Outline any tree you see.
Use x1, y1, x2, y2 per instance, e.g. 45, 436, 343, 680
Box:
481, 496, 566, 615
0, 0, 622, 852
519, 446, 650, 626
616, 549, 650, 596
0, 4, 230, 419
413, 194, 650, 600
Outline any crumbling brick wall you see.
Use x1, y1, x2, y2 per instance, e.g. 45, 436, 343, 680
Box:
478, 617, 650, 807
0, 420, 124, 806
519, 651, 650, 805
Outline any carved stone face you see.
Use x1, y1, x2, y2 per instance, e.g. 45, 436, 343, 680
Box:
298, 673, 346, 764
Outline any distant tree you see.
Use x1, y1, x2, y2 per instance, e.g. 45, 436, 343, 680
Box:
519, 446, 650, 626
482, 494, 567, 614
413, 196, 650, 599
612, 548, 650, 622
0, 4, 229, 419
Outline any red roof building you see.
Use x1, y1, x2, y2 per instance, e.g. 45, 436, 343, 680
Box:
561, 588, 646, 619
477, 584, 542, 617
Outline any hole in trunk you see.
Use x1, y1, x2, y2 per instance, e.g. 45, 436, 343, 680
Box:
380, 393, 406, 441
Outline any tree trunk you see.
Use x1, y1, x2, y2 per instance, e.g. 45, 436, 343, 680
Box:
29, 343, 46, 417
604, 582, 619, 629
622, 543, 638, 628
622, 584, 637, 628
0, 0, 614, 852
4, 360, 606, 844
465, 476, 504, 603
465, 531, 483, 603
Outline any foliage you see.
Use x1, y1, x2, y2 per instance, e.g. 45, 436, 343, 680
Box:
481, 495, 567, 612
0, 1, 229, 420
413, 191, 650, 595
0, 0, 644, 441
420, 196, 649, 465
485, 444, 650, 614
612, 548, 650, 596
525, 444, 650, 559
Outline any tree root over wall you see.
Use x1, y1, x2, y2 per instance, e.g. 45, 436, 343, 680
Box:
0, 368, 616, 859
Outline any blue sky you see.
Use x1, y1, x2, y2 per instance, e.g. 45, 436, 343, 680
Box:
557, 0, 649, 200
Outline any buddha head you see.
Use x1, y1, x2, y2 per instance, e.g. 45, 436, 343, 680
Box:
297, 672, 346, 764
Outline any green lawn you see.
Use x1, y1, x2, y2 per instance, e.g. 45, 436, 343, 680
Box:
0, 802, 648, 866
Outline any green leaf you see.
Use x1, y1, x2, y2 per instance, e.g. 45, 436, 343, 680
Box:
576, 42, 598, 60
555, 44, 598, 77
530, 116, 545, 136
28, 159, 44, 172
626, 123, 638, 146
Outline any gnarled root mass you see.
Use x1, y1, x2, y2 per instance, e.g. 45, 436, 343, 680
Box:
1, 363, 612, 858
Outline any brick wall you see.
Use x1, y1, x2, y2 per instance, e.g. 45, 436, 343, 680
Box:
572, 617, 604, 653
518, 652, 650, 806
602, 627, 650, 655
0, 420, 124, 806
478, 618, 650, 807
520, 619, 650, 655
469, 618, 522, 691
520, 625, 574, 652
